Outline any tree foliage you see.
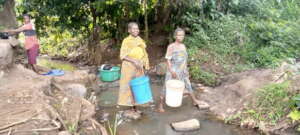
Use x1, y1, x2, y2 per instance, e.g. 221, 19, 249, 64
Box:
185, 0, 300, 85
0, 0, 6, 11
14, 0, 300, 72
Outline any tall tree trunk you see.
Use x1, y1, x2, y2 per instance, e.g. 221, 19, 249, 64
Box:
88, 3, 102, 66
144, 0, 149, 41
88, 24, 102, 66
154, 0, 172, 33
0, 0, 17, 29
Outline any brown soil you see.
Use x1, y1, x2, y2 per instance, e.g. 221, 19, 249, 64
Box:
0, 65, 106, 135
197, 69, 275, 120
196, 65, 300, 134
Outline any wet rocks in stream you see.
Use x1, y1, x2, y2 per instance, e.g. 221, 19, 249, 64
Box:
122, 110, 142, 120
0, 39, 15, 70
171, 119, 201, 132
63, 83, 87, 98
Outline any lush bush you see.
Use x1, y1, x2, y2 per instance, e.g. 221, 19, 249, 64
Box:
0, 0, 5, 11
244, 82, 292, 124
185, 15, 250, 85
184, 0, 300, 84
288, 94, 300, 123
189, 64, 218, 86
244, 17, 300, 67
39, 29, 83, 57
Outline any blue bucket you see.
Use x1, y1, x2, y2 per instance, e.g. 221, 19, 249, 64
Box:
130, 76, 153, 105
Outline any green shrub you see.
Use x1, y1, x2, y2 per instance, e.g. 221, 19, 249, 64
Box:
0, 0, 5, 11
292, 94, 300, 110
185, 0, 300, 81
245, 82, 292, 124
190, 65, 218, 86
39, 29, 81, 57
288, 110, 300, 123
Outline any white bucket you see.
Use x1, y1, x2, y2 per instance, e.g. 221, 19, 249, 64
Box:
166, 79, 185, 107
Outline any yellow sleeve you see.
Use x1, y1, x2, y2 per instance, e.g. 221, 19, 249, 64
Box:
120, 38, 130, 60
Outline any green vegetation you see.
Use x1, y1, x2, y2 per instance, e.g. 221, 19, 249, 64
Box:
244, 82, 291, 124
0, 25, 4, 30
287, 94, 300, 131
3, 0, 299, 133
184, 0, 300, 85
221, 80, 300, 133
37, 58, 76, 71
39, 30, 81, 57
226, 82, 297, 129
190, 64, 218, 86
106, 114, 119, 135
66, 122, 78, 134
12, 0, 300, 85
0, 0, 5, 11
15, 0, 203, 65
293, 94, 300, 110
288, 110, 300, 123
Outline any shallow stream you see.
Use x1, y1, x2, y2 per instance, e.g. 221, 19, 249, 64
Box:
97, 81, 260, 135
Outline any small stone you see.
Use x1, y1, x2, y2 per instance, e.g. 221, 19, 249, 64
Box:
64, 83, 87, 97
197, 101, 210, 109
171, 119, 200, 132
123, 110, 141, 120
0, 70, 4, 79
100, 112, 110, 122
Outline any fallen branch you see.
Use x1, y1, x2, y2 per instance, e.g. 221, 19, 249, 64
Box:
74, 102, 82, 133
13, 120, 61, 133
44, 104, 68, 130
0, 112, 38, 131
7, 128, 12, 135
0, 129, 10, 134
0, 109, 30, 117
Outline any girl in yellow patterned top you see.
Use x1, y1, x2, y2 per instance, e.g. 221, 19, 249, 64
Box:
118, 22, 150, 116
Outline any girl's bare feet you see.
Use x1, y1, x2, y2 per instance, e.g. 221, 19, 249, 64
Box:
188, 92, 209, 109
192, 98, 209, 109
157, 96, 165, 113
157, 103, 165, 113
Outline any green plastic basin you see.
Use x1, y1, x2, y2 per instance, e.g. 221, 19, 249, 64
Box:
98, 66, 121, 82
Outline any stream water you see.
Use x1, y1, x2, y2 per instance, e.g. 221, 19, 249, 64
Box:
33, 58, 299, 135
97, 82, 260, 135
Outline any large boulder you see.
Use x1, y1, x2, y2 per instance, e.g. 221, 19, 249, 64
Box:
63, 83, 87, 98
198, 69, 275, 120
171, 119, 201, 132
0, 41, 14, 70
52, 70, 93, 84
